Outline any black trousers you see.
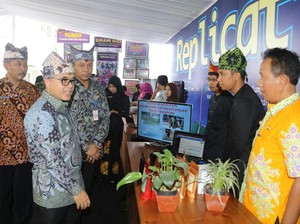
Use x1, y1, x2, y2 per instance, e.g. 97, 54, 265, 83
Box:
81, 160, 101, 195
30, 203, 81, 224
0, 163, 33, 224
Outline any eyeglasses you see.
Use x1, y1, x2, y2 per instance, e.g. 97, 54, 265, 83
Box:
51, 77, 75, 86
206, 78, 218, 82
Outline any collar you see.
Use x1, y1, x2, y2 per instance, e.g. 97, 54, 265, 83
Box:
269, 92, 300, 116
42, 90, 69, 113
4, 76, 24, 88
254, 92, 300, 140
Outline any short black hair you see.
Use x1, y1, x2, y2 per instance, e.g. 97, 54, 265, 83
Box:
157, 75, 168, 86
263, 48, 300, 85
35, 75, 44, 84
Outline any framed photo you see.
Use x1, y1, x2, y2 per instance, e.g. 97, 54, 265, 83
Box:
136, 69, 149, 79
136, 58, 149, 69
124, 58, 136, 69
125, 41, 149, 58
125, 80, 140, 99
123, 69, 136, 79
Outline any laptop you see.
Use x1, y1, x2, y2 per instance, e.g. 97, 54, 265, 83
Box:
171, 130, 205, 163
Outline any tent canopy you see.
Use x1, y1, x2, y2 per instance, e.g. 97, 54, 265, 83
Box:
0, 0, 216, 43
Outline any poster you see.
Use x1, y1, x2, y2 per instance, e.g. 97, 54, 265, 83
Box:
94, 36, 122, 52
125, 41, 149, 58
57, 29, 90, 43
96, 52, 118, 87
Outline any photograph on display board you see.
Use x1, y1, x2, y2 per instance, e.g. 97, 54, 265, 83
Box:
125, 80, 140, 99
125, 41, 149, 58
136, 69, 149, 79
136, 58, 149, 69
142, 79, 156, 90
96, 52, 118, 87
124, 58, 136, 69
123, 69, 136, 79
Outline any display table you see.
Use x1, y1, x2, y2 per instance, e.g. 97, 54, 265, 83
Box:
126, 141, 260, 224
120, 122, 137, 174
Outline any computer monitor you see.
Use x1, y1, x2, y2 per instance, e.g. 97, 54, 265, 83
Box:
137, 100, 193, 146
171, 130, 205, 162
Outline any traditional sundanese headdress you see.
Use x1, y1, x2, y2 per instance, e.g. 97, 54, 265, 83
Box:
69, 45, 94, 63
3, 43, 28, 61
208, 61, 218, 76
218, 47, 247, 72
42, 51, 74, 78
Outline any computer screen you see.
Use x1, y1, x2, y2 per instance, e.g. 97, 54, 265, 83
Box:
137, 100, 193, 145
171, 130, 205, 159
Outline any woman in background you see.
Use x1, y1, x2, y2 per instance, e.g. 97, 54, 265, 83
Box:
100, 76, 130, 183
165, 83, 179, 102
132, 82, 153, 106
138, 82, 153, 100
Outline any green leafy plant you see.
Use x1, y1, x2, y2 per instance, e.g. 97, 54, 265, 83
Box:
116, 149, 189, 192
204, 158, 243, 204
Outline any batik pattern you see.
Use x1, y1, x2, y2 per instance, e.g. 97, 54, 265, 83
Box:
25, 91, 83, 208
0, 77, 40, 165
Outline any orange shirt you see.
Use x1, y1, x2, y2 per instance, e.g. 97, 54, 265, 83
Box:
240, 93, 300, 224
0, 77, 40, 166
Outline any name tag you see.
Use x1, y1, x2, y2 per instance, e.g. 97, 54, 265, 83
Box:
93, 110, 99, 121
0, 96, 10, 99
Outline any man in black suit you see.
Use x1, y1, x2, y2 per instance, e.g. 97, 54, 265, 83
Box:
203, 62, 233, 162
217, 48, 265, 197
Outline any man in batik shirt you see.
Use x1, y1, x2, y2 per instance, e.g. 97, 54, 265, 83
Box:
68, 46, 110, 195
240, 48, 300, 224
25, 52, 90, 224
0, 43, 40, 223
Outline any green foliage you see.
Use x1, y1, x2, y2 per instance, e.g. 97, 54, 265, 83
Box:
116, 149, 189, 192
204, 158, 244, 204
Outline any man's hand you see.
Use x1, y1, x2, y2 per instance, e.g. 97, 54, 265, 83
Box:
85, 144, 101, 163
150, 86, 159, 100
73, 190, 90, 210
110, 110, 118, 115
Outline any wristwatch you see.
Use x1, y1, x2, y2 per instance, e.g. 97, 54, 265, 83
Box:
82, 143, 89, 152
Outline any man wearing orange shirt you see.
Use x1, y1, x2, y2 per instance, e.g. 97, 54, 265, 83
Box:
240, 48, 300, 224
0, 43, 40, 223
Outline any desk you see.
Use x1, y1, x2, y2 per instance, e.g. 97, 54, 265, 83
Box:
120, 123, 137, 174
126, 142, 260, 224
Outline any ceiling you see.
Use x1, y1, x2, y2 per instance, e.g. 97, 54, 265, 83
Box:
0, 0, 216, 44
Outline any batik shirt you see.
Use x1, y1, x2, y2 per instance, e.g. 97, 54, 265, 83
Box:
69, 76, 110, 154
240, 93, 300, 224
0, 76, 40, 166
24, 91, 83, 208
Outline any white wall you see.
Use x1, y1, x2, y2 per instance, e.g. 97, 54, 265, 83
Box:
0, 15, 172, 85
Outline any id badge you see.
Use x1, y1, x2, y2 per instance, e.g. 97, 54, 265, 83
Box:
93, 110, 99, 121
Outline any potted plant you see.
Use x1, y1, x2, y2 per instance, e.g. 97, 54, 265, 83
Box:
116, 149, 189, 212
203, 158, 243, 212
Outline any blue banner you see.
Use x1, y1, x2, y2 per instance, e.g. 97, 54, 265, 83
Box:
167, 0, 300, 125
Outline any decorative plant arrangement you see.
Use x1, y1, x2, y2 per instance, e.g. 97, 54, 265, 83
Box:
203, 158, 243, 212
116, 149, 189, 212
